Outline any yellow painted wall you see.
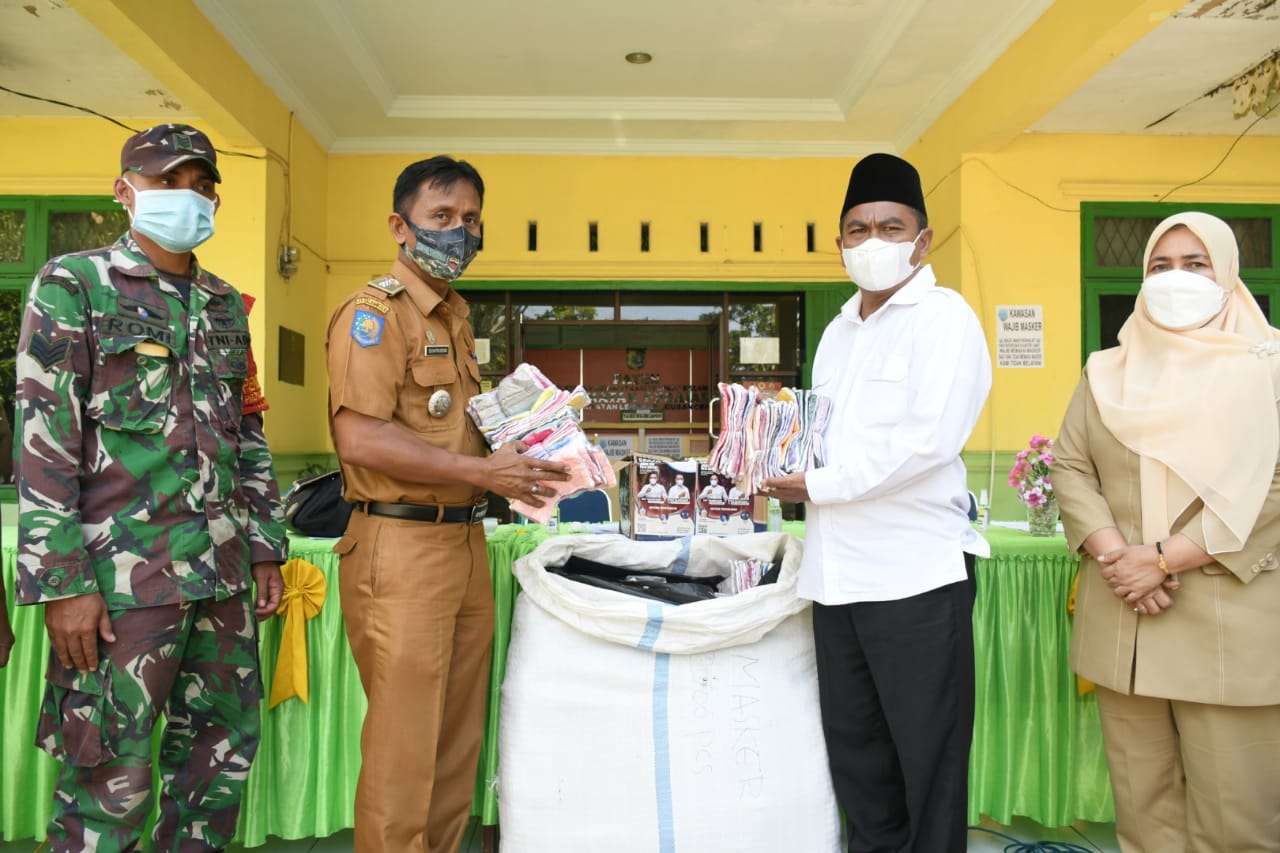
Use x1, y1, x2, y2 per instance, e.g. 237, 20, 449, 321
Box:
262, 121, 330, 454
0, 118, 124, 193
324, 154, 858, 290
1, 116, 329, 455
964, 132, 1280, 447
11, 114, 1280, 486
324, 133, 1280, 486
59, 0, 333, 455
12, 0, 1280, 492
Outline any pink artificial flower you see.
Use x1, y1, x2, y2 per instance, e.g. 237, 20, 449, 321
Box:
1025, 489, 1046, 507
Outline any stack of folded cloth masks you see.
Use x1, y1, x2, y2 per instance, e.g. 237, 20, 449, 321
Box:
467, 363, 616, 522
707, 382, 832, 490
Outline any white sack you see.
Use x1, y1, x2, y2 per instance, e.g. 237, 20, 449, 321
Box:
499, 532, 841, 853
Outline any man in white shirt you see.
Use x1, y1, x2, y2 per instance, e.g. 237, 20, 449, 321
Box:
637, 471, 667, 503
666, 473, 691, 505
764, 153, 991, 853
698, 473, 728, 505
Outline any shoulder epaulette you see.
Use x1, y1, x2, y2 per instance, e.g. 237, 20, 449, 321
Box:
368, 276, 405, 297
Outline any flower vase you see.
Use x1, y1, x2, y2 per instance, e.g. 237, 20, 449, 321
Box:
1026, 498, 1059, 537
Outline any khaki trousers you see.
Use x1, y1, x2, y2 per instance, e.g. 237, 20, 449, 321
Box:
1096, 686, 1280, 853
337, 511, 494, 853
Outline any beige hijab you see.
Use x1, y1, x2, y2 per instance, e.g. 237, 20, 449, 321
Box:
1087, 211, 1280, 553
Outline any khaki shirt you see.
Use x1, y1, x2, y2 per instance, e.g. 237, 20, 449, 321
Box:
326, 260, 487, 506
1056, 371, 1280, 706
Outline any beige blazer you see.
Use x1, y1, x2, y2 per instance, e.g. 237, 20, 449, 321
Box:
1055, 372, 1280, 706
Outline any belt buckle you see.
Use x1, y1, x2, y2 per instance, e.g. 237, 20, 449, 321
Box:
470, 501, 488, 525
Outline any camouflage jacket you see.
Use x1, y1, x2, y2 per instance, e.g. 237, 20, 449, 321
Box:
14, 234, 288, 610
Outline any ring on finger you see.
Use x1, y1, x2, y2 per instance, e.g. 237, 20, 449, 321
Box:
531, 484, 540, 496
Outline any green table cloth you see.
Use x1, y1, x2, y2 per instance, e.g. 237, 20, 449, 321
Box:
0, 523, 1111, 845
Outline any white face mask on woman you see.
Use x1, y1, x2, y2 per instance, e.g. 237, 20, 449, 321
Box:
841, 233, 921, 292
1141, 268, 1226, 331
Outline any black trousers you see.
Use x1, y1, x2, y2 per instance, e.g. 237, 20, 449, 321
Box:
813, 555, 976, 853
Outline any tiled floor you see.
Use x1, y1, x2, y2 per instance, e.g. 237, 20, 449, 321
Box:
968, 816, 1120, 852
2, 816, 1120, 851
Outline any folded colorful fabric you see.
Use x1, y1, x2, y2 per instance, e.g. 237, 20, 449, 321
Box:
707, 382, 831, 489
467, 363, 611, 520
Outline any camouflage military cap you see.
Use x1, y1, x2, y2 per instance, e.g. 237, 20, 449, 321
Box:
121, 123, 222, 183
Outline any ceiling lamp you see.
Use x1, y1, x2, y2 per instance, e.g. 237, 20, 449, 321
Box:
1231, 50, 1279, 119
625, 52, 652, 65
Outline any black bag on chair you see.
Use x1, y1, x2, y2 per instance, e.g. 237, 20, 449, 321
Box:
283, 470, 354, 538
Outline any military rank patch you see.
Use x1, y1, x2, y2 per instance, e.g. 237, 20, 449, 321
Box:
28, 332, 73, 370
351, 309, 384, 347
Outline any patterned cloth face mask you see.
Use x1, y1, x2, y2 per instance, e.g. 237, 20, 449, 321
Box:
402, 219, 481, 282
124, 178, 216, 252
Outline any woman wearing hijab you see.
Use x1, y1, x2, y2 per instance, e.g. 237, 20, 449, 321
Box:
1054, 211, 1280, 853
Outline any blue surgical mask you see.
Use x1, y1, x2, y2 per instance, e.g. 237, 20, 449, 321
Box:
401, 218, 481, 282
125, 178, 216, 252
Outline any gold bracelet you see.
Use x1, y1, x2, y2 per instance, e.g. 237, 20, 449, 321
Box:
1156, 540, 1169, 576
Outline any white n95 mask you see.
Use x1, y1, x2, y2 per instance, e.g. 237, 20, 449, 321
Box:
1141, 269, 1225, 331
841, 234, 921, 292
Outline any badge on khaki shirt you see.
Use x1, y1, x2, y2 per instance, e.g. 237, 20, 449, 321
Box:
351, 310, 384, 347
424, 345, 449, 357
368, 276, 405, 297
428, 389, 452, 417
355, 295, 390, 314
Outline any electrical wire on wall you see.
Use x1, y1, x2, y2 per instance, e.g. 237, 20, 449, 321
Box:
915, 97, 1277, 490
276, 111, 296, 278
0, 84, 289, 172
0, 84, 318, 278
1157, 97, 1279, 202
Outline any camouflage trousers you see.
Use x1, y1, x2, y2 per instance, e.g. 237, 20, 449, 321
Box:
36, 592, 262, 852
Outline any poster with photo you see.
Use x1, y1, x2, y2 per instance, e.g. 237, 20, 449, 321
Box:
695, 465, 757, 536
630, 458, 697, 539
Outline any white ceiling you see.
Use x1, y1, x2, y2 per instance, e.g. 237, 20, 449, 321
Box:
1, 0, 1278, 157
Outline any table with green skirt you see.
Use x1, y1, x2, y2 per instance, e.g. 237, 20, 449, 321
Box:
0, 522, 1112, 845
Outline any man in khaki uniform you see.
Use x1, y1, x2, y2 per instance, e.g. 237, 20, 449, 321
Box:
326, 156, 567, 853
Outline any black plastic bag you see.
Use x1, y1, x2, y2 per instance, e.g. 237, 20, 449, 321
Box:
283, 470, 354, 538
548, 554, 725, 605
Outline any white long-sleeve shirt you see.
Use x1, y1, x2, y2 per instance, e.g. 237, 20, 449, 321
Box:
801, 265, 992, 604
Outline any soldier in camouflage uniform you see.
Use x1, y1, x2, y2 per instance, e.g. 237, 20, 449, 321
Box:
1, 406, 13, 668
13, 123, 287, 852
